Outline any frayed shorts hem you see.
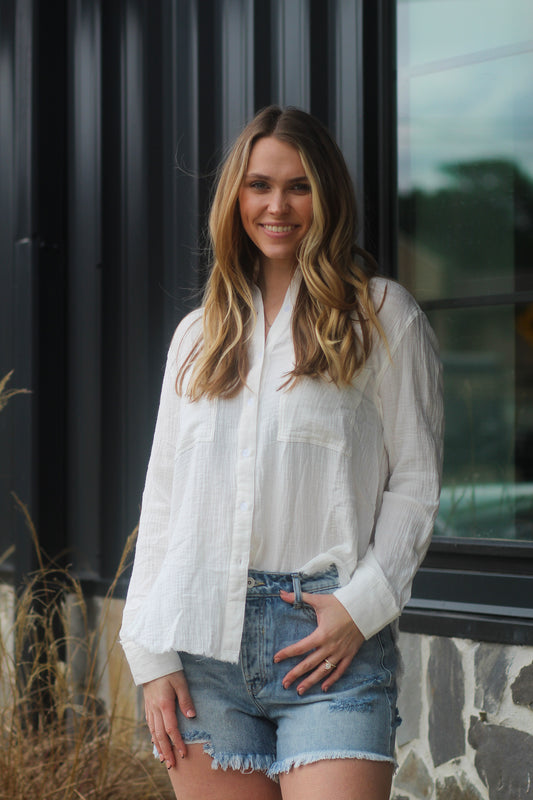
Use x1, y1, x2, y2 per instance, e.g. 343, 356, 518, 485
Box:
267, 750, 397, 779
176, 737, 397, 781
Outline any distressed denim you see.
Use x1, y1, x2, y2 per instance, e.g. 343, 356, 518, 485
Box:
172, 566, 400, 779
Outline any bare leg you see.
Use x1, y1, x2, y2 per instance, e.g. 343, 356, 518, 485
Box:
167, 743, 283, 800
279, 758, 394, 800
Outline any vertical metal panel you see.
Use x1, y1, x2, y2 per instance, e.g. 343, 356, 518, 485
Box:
67, 0, 102, 576
99, 0, 155, 579
253, 0, 272, 109
220, 0, 254, 147
270, 0, 310, 108
362, 0, 397, 272
161, 0, 201, 334
12, 0, 38, 581
0, 0, 17, 570
1, 0, 68, 579
119, 0, 152, 560
330, 0, 365, 238
309, 0, 330, 124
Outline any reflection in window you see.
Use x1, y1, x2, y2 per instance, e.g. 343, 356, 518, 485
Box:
397, 0, 533, 541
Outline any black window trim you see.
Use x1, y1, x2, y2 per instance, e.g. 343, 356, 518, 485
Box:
364, 0, 533, 646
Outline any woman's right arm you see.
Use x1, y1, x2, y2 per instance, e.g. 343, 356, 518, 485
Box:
120, 323, 184, 682
120, 317, 201, 760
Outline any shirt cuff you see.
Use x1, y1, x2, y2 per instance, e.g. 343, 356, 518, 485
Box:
333, 550, 401, 640
121, 640, 183, 686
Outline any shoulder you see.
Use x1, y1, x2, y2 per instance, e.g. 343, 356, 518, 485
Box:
370, 276, 420, 319
369, 276, 422, 342
370, 277, 439, 358
168, 308, 204, 365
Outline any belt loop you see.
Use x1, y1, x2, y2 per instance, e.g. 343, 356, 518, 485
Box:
291, 572, 303, 608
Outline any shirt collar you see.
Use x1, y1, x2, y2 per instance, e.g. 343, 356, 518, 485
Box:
250, 267, 302, 356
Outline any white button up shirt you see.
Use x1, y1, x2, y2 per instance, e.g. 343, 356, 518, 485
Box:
120, 275, 443, 685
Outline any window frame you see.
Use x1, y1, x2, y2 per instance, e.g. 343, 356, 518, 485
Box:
363, 0, 533, 645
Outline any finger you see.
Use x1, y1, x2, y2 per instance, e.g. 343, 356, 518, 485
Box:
152, 697, 186, 767
280, 589, 327, 608
296, 657, 349, 695
149, 709, 175, 768
175, 675, 197, 720
274, 628, 318, 663
281, 650, 326, 689
320, 658, 349, 692
298, 590, 323, 608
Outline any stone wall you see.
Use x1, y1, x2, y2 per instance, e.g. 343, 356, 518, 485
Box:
393, 632, 533, 800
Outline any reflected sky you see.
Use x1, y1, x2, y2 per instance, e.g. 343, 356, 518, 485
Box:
397, 0, 533, 190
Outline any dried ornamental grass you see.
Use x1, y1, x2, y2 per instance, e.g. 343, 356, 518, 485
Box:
0, 505, 174, 800
0, 376, 173, 799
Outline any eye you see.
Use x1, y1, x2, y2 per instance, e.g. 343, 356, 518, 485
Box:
291, 183, 311, 193
249, 180, 269, 191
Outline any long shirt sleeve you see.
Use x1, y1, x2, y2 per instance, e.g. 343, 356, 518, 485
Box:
333, 308, 443, 637
120, 313, 201, 684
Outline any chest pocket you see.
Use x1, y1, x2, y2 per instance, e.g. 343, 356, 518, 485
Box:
175, 396, 218, 454
277, 372, 370, 456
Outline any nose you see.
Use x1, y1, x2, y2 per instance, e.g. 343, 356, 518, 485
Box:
268, 190, 288, 215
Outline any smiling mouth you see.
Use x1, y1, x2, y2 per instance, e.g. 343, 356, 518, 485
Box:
261, 224, 297, 233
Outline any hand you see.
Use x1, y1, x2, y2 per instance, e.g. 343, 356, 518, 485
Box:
273, 591, 365, 695
143, 670, 197, 769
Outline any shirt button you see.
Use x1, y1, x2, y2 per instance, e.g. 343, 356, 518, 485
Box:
247, 397, 254, 406
240, 501, 249, 511
242, 448, 250, 458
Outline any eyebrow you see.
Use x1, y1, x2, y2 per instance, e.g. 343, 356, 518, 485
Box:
245, 172, 310, 183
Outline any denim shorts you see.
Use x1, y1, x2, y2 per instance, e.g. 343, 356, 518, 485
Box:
174, 565, 400, 779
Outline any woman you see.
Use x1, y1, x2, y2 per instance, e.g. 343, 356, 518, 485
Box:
120, 106, 443, 800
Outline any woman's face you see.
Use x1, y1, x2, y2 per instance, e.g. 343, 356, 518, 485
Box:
238, 136, 313, 273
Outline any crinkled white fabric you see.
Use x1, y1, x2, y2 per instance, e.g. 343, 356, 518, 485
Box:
120, 274, 443, 685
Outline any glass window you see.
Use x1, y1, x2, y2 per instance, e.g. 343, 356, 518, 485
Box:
397, 0, 533, 541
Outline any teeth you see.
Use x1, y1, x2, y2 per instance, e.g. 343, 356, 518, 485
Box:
263, 224, 295, 233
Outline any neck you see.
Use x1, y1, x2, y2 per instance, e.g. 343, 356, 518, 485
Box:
257, 261, 296, 336
257, 261, 295, 305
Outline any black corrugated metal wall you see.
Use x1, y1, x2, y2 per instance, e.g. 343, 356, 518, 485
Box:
0, 0, 395, 592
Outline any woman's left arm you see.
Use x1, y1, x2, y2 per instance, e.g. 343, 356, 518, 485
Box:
275, 309, 444, 693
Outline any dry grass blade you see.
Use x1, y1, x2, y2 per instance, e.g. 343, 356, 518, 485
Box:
0, 370, 31, 412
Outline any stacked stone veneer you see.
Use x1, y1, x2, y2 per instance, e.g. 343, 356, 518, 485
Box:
393, 632, 533, 800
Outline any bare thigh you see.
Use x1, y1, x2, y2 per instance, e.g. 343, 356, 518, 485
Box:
279, 758, 394, 800
167, 743, 283, 800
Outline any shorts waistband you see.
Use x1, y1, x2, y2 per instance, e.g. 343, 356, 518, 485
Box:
246, 565, 339, 597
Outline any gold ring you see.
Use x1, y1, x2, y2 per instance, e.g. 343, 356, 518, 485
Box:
323, 658, 337, 671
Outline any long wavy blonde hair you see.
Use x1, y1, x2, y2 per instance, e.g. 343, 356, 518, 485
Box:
178, 106, 385, 400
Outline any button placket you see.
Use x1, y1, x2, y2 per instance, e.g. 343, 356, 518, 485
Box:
220, 311, 265, 653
